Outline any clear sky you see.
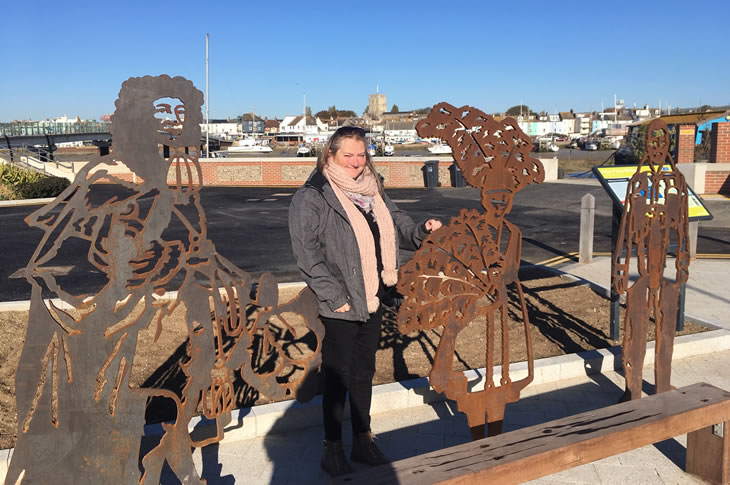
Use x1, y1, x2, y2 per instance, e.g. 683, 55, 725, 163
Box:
2, 0, 728, 121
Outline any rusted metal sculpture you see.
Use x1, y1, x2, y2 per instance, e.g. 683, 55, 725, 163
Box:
614, 118, 690, 402
397, 103, 544, 438
5, 75, 323, 485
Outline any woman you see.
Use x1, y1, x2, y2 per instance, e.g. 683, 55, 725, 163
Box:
289, 126, 441, 476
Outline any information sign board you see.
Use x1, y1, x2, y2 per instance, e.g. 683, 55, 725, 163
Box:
592, 165, 713, 221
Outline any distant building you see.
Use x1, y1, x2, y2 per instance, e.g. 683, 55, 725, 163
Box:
384, 121, 418, 142
53, 115, 82, 123
558, 111, 577, 136
241, 113, 265, 134
381, 110, 422, 122
631, 110, 730, 145
201, 119, 240, 140
633, 105, 661, 121
574, 114, 592, 136
264, 118, 280, 135
367, 92, 387, 120
278, 115, 329, 143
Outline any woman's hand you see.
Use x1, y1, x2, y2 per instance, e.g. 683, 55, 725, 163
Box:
334, 303, 351, 313
425, 219, 442, 233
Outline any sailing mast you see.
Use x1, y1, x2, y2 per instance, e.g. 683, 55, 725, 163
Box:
205, 33, 209, 157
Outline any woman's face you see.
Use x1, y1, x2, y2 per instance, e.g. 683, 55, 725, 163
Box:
329, 137, 367, 179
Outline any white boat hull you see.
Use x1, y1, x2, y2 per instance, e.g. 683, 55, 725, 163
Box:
427, 145, 452, 155
227, 146, 273, 153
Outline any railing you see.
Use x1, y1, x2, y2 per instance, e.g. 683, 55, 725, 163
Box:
0, 121, 110, 137
0, 145, 75, 177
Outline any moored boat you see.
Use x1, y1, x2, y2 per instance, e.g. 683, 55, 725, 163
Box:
227, 138, 273, 153
427, 142, 452, 154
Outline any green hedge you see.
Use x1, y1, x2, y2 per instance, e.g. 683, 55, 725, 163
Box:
0, 164, 70, 200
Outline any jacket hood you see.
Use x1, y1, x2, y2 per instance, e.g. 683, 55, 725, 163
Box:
305, 169, 327, 192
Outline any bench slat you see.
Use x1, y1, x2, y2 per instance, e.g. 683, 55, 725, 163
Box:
336, 382, 730, 485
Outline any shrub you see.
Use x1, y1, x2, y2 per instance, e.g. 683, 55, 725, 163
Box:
0, 164, 43, 187
0, 184, 15, 201
0, 164, 70, 199
17, 176, 70, 199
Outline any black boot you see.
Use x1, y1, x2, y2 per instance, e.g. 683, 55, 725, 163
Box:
351, 431, 389, 466
321, 440, 354, 477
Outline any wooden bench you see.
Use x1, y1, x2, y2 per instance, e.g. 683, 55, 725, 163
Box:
335, 382, 730, 484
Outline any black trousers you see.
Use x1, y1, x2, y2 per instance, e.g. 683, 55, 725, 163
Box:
320, 310, 382, 441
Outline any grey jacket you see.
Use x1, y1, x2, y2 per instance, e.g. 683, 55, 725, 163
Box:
289, 170, 429, 321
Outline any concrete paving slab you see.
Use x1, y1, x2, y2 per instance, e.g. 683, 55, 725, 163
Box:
559, 256, 730, 330
526, 462, 602, 484
598, 462, 670, 484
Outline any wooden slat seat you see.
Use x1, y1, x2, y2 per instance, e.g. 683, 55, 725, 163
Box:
336, 382, 730, 485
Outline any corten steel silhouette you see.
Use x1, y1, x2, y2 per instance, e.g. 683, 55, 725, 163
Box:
614, 119, 690, 402
5, 75, 323, 485
397, 103, 544, 438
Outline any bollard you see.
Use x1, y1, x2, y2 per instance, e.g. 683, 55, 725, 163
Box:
689, 221, 698, 261
579, 193, 595, 264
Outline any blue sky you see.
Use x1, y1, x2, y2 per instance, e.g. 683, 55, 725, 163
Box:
2, 0, 728, 121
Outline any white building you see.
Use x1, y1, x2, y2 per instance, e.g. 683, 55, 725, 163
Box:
200, 119, 240, 140
384, 121, 418, 143
574, 114, 592, 136
279, 115, 330, 143
634, 105, 661, 120
52, 115, 82, 123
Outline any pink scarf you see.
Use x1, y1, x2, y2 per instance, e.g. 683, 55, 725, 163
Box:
324, 163, 397, 313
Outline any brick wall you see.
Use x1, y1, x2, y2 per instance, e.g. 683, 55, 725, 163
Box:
192, 157, 455, 188
676, 124, 696, 163
704, 166, 730, 195
92, 156, 567, 189
710, 122, 730, 163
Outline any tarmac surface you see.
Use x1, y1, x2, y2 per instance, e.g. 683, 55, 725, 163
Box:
1, 180, 728, 301
1, 183, 729, 484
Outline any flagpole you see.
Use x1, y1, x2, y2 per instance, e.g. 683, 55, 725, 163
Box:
205, 33, 210, 157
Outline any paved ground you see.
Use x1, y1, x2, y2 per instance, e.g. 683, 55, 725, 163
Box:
182, 350, 726, 485
137, 254, 726, 485
561, 257, 730, 330
5, 342, 727, 484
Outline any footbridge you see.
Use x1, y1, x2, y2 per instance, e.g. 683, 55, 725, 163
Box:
1, 121, 223, 168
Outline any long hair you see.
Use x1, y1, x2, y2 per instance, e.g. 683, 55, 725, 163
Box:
111, 75, 204, 189
317, 126, 383, 194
